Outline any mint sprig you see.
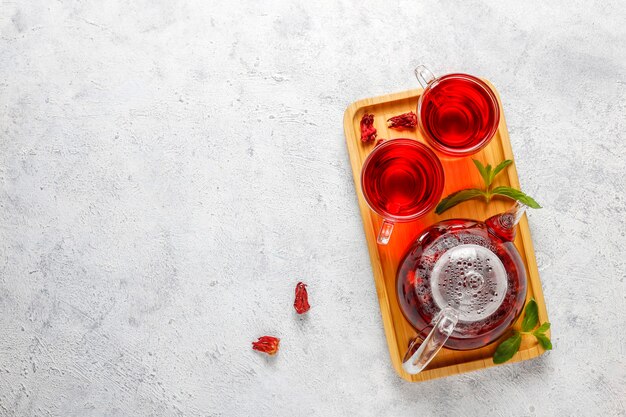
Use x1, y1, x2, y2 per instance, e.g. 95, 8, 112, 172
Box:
435, 159, 541, 215
493, 299, 552, 364
493, 332, 522, 364
520, 297, 539, 332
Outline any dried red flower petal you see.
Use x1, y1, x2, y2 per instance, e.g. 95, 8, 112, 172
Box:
387, 111, 418, 129
294, 282, 310, 314
375, 138, 385, 147
406, 270, 416, 286
360, 113, 377, 142
252, 336, 280, 355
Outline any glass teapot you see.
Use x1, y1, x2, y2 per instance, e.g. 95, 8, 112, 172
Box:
397, 202, 528, 374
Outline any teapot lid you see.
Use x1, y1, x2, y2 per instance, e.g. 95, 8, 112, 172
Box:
430, 243, 508, 322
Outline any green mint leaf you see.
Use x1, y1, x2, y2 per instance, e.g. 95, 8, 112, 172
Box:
521, 299, 539, 332
436, 158, 541, 217
534, 322, 551, 334
489, 159, 513, 186
493, 332, 522, 364
435, 189, 486, 215
534, 333, 553, 350
491, 186, 542, 209
472, 159, 491, 187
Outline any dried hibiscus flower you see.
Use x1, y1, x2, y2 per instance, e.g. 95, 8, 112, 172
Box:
360, 113, 377, 142
293, 282, 310, 314
387, 111, 418, 129
375, 138, 385, 147
252, 336, 280, 355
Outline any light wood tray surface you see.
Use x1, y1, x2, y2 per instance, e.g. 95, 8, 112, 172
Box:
344, 83, 550, 382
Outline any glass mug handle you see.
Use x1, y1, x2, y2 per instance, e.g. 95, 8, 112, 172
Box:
402, 307, 458, 374
377, 219, 394, 245
415, 65, 436, 89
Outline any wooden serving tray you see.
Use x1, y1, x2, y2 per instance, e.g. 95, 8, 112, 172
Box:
344, 83, 550, 383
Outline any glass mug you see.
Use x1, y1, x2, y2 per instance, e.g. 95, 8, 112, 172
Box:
414, 65, 500, 156
361, 138, 444, 245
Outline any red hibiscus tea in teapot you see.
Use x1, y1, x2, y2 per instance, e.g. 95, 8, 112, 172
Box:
397, 205, 528, 352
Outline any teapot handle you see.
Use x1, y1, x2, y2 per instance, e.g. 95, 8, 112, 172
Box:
402, 307, 458, 374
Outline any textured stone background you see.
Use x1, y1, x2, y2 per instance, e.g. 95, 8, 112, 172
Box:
1, 1, 625, 416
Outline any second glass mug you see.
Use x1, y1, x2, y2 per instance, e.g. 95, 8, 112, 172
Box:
414, 65, 501, 156
360, 138, 444, 245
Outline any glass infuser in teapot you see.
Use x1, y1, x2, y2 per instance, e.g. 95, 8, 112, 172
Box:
397, 201, 528, 374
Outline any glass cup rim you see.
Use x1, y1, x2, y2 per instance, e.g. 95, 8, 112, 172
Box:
417, 73, 500, 156
360, 138, 445, 222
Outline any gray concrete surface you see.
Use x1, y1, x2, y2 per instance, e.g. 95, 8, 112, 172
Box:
1, 1, 625, 416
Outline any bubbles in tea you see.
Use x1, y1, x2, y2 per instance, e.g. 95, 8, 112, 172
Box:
430, 244, 508, 322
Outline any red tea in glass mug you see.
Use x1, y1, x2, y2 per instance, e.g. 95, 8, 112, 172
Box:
415, 66, 500, 156
361, 138, 444, 245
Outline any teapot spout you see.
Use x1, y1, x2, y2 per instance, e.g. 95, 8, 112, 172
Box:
485, 201, 527, 242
